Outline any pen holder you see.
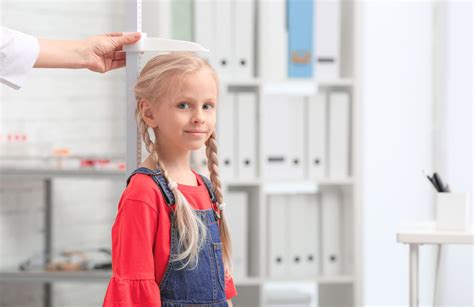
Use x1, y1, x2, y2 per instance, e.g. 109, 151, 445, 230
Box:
436, 192, 471, 231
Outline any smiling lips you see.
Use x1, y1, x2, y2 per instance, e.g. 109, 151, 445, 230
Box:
185, 130, 206, 136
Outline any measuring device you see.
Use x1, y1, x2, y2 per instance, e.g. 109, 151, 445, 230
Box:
124, 0, 209, 176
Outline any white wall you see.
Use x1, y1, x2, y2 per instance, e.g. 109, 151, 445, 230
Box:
0, 1, 125, 306
361, 1, 436, 306
436, 2, 473, 306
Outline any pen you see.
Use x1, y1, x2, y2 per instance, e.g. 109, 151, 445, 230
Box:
433, 172, 447, 192
423, 170, 442, 192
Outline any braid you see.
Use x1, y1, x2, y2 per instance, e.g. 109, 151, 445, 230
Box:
205, 131, 233, 274
136, 107, 207, 270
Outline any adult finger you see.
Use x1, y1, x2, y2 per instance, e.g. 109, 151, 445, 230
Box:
112, 32, 141, 47
110, 59, 126, 71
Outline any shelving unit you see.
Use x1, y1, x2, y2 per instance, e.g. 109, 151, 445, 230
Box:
184, 0, 363, 305
0, 166, 125, 307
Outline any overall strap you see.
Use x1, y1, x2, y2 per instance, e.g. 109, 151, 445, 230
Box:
198, 174, 217, 203
126, 167, 175, 205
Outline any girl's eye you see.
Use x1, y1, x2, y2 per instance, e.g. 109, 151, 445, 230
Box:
178, 102, 190, 109
203, 103, 215, 110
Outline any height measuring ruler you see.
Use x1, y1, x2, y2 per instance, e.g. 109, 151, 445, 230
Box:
124, 0, 208, 176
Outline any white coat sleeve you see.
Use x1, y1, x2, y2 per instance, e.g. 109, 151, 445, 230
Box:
0, 27, 40, 90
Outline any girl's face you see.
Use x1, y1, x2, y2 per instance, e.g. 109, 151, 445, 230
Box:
143, 68, 218, 153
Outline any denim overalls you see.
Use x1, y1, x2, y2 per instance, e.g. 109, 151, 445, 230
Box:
127, 167, 228, 307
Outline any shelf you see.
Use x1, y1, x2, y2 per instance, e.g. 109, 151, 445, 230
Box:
222, 178, 354, 190
221, 78, 354, 89
0, 167, 125, 179
264, 275, 355, 284
0, 270, 111, 283
0, 270, 352, 285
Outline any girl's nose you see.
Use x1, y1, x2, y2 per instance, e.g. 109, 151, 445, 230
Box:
191, 109, 205, 124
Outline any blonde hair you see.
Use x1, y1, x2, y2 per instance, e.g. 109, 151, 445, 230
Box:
134, 52, 232, 273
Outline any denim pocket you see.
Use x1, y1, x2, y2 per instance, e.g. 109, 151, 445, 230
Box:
213, 242, 225, 291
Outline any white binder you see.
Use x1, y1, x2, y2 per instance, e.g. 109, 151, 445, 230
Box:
225, 191, 248, 279
315, 0, 340, 79
233, 0, 255, 79
288, 195, 308, 278
305, 194, 319, 276
236, 92, 257, 180
321, 188, 341, 276
157, 0, 172, 38
328, 92, 350, 179
194, 0, 216, 65
287, 96, 305, 179
263, 94, 291, 179
217, 91, 236, 180
258, 0, 288, 80
308, 93, 327, 179
191, 146, 209, 177
214, 0, 233, 79
268, 195, 289, 277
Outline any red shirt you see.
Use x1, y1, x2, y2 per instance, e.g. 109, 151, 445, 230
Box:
103, 170, 238, 307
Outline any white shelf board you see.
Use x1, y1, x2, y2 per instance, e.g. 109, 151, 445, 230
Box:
397, 221, 474, 244
0, 270, 111, 283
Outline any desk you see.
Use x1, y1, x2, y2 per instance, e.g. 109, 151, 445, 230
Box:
396, 222, 474, 307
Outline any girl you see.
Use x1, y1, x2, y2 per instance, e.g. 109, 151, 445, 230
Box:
103, 52, 237, 307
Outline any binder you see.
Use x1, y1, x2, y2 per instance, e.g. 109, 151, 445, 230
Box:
315, 0, 340, 79
236, 92, 257, 180
288, 195, 308, 277
233, 0, 255, 79
194, 0, 216, 65
191, 146, 209, 177
287, 96, 305, 179
328, 92, 350, 179
258, 0, 288, 80
225, 191, 249, 279
171, 0, 193, 41
308, 93, 327, 179
305, 194, 319, 276
262, 94, 291, 179
157, 0, 172, 38
214, 0, 233, 79
288, 0, 314, 78
268, 195, 289, 277
217, 91, 236, 180
321, 188, 342, 276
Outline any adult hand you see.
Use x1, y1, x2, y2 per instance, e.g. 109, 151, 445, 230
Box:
35, 32, 141, 73
83, 32, 141, 73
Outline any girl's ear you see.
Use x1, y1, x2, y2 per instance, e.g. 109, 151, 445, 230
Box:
139, 99, 158, 128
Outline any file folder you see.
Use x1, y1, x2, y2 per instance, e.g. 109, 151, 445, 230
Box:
308, 93, 327, 179
157, 0, 172, 38
287, 96, 305, 179
288, 0, 314, 78
225, 191, 249, 279
305, 194, 319, 276
258, 0, 288, 80
195, 0, 216, 65
217, 91, 236, 180
191, 146, 209, 177
233, 0, 255, 79
321, 188, 342, 276
236, 92, 257, 180
315, 0, 340, 79
262, 94, 290, 179
171, 0, 193, 41
288, 195, 308, 277
268, 195, 289, 277
328, 92, 350, 179
215, 0, 233, 79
